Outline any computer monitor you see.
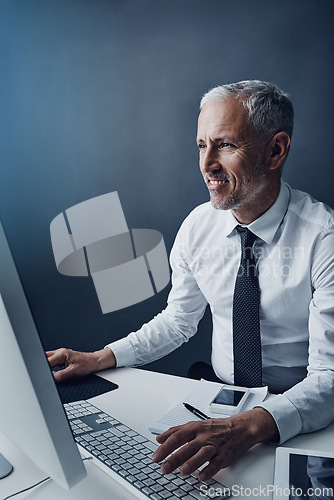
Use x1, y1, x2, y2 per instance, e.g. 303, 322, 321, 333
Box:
0, 219, 86, 489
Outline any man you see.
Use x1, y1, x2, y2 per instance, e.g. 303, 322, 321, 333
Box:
47, 80, 334, 481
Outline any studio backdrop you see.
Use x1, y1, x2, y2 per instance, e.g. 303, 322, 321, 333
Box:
1, 0, 333, 376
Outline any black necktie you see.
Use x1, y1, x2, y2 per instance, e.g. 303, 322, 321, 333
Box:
233, 226, 262, 387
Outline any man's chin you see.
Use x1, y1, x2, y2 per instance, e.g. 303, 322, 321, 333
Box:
210, 192, 237, 211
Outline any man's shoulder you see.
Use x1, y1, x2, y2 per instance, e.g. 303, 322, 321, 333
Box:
186, 201, 215, 219
288, 185, 334, 231
175, 201, 227, 242
181, 201, 226, 228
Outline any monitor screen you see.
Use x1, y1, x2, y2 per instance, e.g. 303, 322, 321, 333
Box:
0, 219, 86, 489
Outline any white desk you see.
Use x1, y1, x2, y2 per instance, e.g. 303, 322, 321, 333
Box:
0, 367, 333, 499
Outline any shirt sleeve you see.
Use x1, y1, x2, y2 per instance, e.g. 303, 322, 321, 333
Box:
259, 225, 334, 444
105, 218, 208, 367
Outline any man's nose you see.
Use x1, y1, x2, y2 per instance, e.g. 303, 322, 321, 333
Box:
201, 147, 221, 174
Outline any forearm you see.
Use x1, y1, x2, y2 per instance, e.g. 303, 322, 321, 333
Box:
107, 302, 206, 367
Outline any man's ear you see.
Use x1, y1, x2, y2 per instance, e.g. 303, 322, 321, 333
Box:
266, 131, 291, 171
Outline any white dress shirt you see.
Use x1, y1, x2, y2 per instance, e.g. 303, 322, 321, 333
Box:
107, 181, 334, 444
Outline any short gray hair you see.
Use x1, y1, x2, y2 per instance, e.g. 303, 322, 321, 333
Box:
200, 80, 294, 143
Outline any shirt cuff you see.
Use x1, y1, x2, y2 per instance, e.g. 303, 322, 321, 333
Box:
105, 337, 137, 368
258, 394, 303, 444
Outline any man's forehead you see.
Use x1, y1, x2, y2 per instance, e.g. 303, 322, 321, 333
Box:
196, 97, 251, 140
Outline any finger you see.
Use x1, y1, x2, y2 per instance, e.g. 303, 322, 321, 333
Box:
47, 353, 62, 368
159, 439, 201, 473
179, 444, 216, 477
52, 365, 75, 383
198, 454, 226, 482
46, 351, 59, 367
152, 427, 195, 464
156, 425, 183, 444
48, 348, 70, 368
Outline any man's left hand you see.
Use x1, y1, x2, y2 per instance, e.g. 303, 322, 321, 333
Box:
152, 407, 279, 481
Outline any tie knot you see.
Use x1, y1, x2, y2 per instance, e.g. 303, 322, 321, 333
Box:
236, 226, 257, 249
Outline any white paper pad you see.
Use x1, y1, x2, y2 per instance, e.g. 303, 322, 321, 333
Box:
149, 379, 268, 435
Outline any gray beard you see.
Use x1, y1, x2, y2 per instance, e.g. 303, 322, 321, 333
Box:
208, 155, 267, 211
210, 190, 241, 211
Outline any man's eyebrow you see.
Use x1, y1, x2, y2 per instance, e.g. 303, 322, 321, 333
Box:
196, 136, 236, 144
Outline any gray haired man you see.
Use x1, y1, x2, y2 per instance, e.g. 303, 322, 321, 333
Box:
48, 80, 334, 480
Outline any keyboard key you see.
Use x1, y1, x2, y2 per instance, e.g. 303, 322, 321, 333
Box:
109, 428, 123, 438
160, 491, 174, 499
126, 430, 138, 437
181, 483, 193, 492
151, 484, 164, 493
174, 488, 187, 497
135, 472, 148, 481
149, 462, 162, 471
111, 464, 122, 472
144, 440, 158, 452
150, 472, 162, 480
119, 469, 129, 478
133, 435, 147, 444
173, 478, 185, 486
185, 477, 198, 485
136, 462, 147, 470
166, 483, 178, 492
117, 425, 130, 432
143, 478, 155, 487
142, 487, 154, 496
151, 493, 162, 500
157, 477, 169, 486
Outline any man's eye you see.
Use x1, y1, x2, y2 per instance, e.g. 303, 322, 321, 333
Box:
198, 143, 206, 150
219, 142, 234, 148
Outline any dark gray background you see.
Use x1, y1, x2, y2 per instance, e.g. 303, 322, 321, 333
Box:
1, 0, 333, 377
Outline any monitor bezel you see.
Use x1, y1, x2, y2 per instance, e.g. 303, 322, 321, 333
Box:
0, 219, 86, 489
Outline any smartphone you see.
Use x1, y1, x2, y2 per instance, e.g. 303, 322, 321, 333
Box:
209, 385, 249, 415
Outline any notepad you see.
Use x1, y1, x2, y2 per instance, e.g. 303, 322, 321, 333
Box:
149, 379, 268, 435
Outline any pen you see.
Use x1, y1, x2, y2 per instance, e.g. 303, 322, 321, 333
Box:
183, 402, 210, 420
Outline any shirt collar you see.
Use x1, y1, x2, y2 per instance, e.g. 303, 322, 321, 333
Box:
223, 180, 290, 244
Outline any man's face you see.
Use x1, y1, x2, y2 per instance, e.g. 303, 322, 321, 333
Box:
197, 98, 269, 214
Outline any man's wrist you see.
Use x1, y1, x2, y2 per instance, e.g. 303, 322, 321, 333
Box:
93, 347, 117, 371
247, 407, 280, 443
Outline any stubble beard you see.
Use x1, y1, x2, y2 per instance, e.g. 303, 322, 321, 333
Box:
208, 155, 268, 211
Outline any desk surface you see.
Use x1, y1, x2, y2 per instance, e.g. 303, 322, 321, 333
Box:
1, 367, 333, 499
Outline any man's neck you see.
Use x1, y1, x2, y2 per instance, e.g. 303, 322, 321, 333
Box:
232, 181, 281, 225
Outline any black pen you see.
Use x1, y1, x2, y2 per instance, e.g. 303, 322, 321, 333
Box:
183, 402, 210, 420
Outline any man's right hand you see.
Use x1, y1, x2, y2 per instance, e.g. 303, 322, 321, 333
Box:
46, 347, 116, 383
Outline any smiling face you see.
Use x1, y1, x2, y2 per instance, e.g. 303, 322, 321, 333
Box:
197, 97, 280, 223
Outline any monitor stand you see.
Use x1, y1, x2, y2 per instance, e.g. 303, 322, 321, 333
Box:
0, 453, 13, 478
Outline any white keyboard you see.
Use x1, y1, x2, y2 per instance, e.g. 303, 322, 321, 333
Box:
64, 400, 230, 500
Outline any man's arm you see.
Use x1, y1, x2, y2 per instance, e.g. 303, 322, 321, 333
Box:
46, 347, 116, 382
152, 407, 279, 481
47, 212, 209, 380
259, 226, 334, 443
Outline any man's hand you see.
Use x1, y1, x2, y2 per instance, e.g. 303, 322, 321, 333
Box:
152, 407, 279, 481
46, 347, 116, 383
